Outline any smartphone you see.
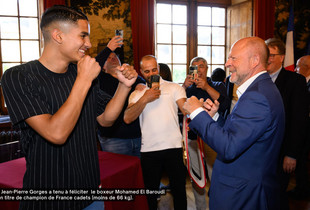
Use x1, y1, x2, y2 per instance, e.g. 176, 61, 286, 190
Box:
189, 66, 198, 80
115, 29, 123, 45
115, 29, 123, 38
150, 75, 160, 89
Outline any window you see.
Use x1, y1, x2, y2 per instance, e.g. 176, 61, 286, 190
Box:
197, 6, 226, 72
156, 3, 187, 83
0, 0, 42, 114
155, 1, 226, 83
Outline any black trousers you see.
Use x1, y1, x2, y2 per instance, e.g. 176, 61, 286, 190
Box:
141, 148, 187, 210
278, 156, 291, 210
295, 131, 310, 191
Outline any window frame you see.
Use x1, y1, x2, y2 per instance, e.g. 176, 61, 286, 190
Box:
155, 2, 189, 83
0, 0, 43, 114
155, 0, 228, 82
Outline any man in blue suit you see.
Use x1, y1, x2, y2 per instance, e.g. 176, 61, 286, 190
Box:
183, 37, 285, 210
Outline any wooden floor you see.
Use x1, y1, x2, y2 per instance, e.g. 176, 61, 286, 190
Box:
157, 161, 310, 210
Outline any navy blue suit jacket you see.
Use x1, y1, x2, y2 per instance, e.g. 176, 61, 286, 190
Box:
189, 73, 285, 209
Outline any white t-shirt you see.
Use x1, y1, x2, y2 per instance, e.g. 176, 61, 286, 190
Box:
128, 78, 186, 152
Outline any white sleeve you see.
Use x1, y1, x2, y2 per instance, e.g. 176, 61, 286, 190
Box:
128, 89, 146, 104
174, 83, 187, 101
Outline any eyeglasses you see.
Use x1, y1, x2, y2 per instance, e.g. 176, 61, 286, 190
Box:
269, 54, 283, 58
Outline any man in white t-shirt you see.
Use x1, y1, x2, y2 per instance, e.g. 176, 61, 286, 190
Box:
124, 55, 187, 210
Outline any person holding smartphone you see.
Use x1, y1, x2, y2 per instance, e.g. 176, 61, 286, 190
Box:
124, 55, 187, 210
97, 50, 145, 157
182, 57, 229, 209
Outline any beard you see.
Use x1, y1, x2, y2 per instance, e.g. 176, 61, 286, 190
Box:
230, 72, 248, 86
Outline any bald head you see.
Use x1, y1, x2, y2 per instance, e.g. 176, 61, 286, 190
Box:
140, 55, 159, 84
234, 37, 269, 68
296, 55, 310, 78
140, 55, 158, 68
226, 37, 269, 86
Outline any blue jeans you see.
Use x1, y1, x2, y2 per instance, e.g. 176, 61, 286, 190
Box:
98, 136, 141, 158
83, 201, 104, 210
